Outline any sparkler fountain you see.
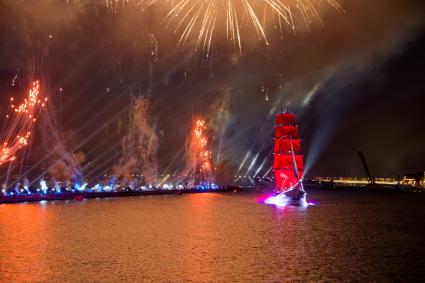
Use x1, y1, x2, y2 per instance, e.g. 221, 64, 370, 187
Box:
1, 80, 47, 188
39, 86, 84, 185
113, 95, 158, 187
181, 118, 216, 189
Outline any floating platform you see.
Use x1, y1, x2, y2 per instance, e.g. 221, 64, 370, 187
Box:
0, 187, 235, 204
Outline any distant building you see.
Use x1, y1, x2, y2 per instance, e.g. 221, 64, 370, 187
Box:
403, 171, 425, 186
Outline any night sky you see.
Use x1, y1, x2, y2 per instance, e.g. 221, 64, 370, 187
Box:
0, 0, 424, 179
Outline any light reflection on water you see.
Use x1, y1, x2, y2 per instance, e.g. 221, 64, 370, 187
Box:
261, 193, 315, 208
1, 191, 424, 281
0, 203, 53, 281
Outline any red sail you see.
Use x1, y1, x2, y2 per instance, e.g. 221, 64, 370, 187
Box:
274, 126, 299, 139
273, 111, 304, 191
274, 139, 301, 154
276, 113, 296, 125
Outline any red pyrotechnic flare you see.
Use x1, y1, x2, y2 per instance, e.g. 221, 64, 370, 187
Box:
181, 117, 214, 186
0, 80, 46, 165
195, 119, 212, 175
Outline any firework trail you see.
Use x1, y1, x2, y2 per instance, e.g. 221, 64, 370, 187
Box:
39, 86, 84, 183
0, 80, 46, 167
181, 117, 214, 187
141, 0, 341, 53
113, 95, 158, 186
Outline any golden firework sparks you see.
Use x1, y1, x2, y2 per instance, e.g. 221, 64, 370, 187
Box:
140, 0, 341, 54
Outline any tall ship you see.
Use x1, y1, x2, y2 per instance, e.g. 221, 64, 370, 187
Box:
273, 109, 306, 201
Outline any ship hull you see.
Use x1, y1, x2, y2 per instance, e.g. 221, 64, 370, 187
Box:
265, 188, 307, 207
283, 187, 306, 200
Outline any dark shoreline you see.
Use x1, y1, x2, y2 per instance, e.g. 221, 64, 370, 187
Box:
2, 184, 423, 204
0, 187, 236, 204
304, 183, 424, 194
241, 183, 424, 194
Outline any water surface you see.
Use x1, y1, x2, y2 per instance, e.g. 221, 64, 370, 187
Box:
1, 191, 424, 282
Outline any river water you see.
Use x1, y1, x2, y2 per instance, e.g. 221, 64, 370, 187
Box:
1, 190, 424, 282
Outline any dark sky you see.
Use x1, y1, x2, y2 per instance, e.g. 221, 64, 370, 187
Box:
0, 0, 424, 179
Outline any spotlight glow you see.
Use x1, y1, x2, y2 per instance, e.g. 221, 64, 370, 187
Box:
262, 192, 315, 207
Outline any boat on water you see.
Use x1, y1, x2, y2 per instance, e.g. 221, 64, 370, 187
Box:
283, 184, 306, 200
269, 108, 307, 206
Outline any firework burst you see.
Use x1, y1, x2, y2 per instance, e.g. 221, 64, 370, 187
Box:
141, 0, 341, 54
